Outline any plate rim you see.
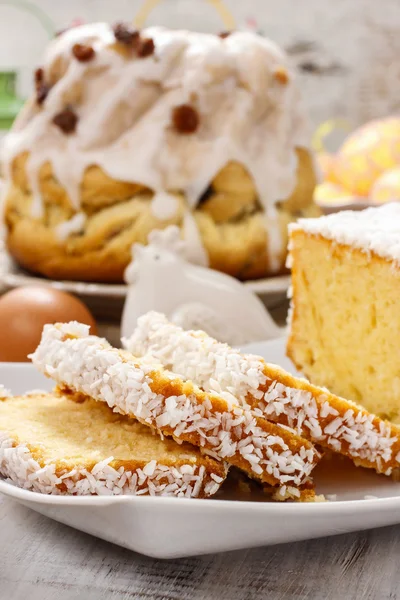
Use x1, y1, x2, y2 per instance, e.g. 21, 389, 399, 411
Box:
1, 478, 400, 511
0, 263, 290, 298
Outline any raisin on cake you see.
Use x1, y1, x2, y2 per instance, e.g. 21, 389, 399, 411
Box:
287, 203, 400, 422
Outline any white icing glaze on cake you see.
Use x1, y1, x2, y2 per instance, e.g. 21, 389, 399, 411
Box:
55, 211, 87, 241
264, 205, 284, 272
151, 192, 180, 220
182, 211, 208, 266
290, 203, 400, 264
1, 23, 309, 267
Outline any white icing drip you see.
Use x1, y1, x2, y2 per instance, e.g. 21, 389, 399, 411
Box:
264, 205, 284, 273
2, 24, 310, 265
26, 155, 45, 218
151, 192, 179, 220
182, 211, 208, 266
55, 212, 87, 241
291, 203, 400, 264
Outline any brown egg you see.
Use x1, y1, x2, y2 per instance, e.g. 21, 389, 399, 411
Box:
0, 286, 97, 362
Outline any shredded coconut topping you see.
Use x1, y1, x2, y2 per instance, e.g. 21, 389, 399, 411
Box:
290, 203, 400, 265
326, 494, 337, 501
126, 312, 400, 474
0, 431, 215, 497
30, 322, 318, 487
123, 312, 268, 405
0, 386, 12, 399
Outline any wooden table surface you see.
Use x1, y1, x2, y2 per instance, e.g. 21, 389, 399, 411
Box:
1, 493, 399, 600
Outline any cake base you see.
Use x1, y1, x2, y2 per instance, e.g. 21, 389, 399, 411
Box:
4, 148, 318, 283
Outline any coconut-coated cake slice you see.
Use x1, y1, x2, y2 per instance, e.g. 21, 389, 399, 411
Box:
30, 322, 320, 491
287, 203, 400, 423
0, 390, 227, 497
125, 312, 400, 477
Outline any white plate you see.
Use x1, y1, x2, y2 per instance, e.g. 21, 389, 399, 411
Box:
0, 243, 290, 299
2, 339, 400, 559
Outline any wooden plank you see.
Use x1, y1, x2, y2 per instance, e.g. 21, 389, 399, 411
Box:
1, 496, 399, 600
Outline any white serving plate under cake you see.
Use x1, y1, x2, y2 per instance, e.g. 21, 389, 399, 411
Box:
0, 239, 290, 307
0, 256, 290, 299
2, 338, 400, 559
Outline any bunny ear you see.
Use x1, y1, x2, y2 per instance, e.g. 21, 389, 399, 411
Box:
131, 242, 145, 259
147, 229, 160, 246
147, 226, 174, 246
147, 226, 185, 255
164, 225, 181, 244
160, 226, 183, 251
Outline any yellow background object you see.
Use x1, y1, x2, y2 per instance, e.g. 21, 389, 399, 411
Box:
312, 119, 351, 154
370, 166, 400, 203
133, 0, 235, 29
333, 117, 400, 197
314, 181, 354, 206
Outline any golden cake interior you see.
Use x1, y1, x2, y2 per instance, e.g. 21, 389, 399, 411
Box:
287, 230, 400, 422
0, 393, 210, 469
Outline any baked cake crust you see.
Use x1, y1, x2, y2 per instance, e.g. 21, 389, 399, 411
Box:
5, 151, 318, 282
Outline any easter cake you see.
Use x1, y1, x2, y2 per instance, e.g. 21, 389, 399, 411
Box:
287, 203, 400, 422
1, 22, 319, 283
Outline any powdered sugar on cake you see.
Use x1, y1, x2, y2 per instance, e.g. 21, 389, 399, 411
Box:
30, 322, 318, 486
126, 312, 400, 474
290, 203, 400, 265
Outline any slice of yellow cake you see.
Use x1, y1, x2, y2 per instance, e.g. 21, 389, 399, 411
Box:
30, 322, 320, 490
287, 203, 400, 422
0, 390, 227, 497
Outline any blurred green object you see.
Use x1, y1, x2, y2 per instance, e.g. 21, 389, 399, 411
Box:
0, 71, 24, 129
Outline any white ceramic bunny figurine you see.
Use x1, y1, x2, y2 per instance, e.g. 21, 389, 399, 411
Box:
121, 226, 281, 345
